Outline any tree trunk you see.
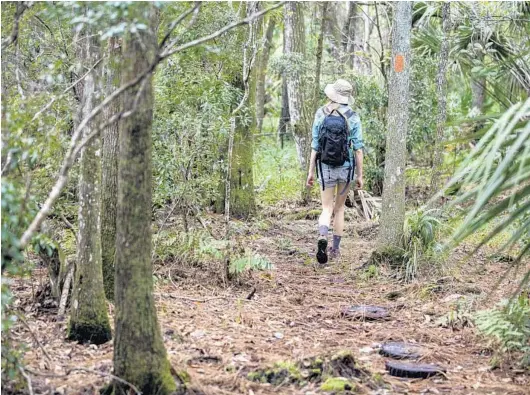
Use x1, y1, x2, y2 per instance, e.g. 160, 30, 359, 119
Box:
100, 37, 121, 301
344, 2, 367, 73
378, 1, 412, 250
471, 77, 486, 114
325, 3, 343, 77
278, 77, 290, 147
113, 6, 176, 394
284, 1, 310, 202
313, 2, 328, 113
430, 2, 450, 193
230, 77, 256, 218
229, 2, 260, 218
256, 17, 275, 134
362, 5, 373, 75
68, 25, 111, 345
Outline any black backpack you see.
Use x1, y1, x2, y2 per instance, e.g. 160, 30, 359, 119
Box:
316, 107, 355, 192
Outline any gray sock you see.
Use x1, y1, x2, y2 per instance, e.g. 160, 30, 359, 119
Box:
333, 235, 342, 250
318, 225, 329, 237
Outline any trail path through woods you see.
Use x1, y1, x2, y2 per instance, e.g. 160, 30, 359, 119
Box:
13, 210, 530, 394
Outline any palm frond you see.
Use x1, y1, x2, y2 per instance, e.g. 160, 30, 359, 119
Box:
437, 99, 530, 274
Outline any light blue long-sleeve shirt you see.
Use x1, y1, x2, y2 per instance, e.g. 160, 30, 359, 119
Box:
311, 104, 364, 168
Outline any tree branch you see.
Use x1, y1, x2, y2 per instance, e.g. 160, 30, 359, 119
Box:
1, 2, 31, 49
160, 1, 285, 59
30, 57, 105, 123
19, 1, 285, 249
158, 1, 201, 50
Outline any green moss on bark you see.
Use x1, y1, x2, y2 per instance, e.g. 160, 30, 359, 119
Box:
101, 37, 121, 302
112, 5, 176, 395
68, 17, 111, 345
68, 320, 111, 345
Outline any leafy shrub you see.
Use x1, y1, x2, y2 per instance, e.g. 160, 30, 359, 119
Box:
372, 209, 444, 281
347, 74, 387, 196
475, 295, 530, 367
402, 208, 444, 281
254, 137, 303, 205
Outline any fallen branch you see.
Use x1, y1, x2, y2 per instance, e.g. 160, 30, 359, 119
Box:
156, 292, 231, 303
57, 261, 74, 317
14, 312, 52, 361
19, 367, 34, 395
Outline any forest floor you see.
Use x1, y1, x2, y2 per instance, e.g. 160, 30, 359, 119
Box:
11, 202, 530, 395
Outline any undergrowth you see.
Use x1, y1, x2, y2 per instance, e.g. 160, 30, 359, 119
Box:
153, 227, 273, 282
229, 250, 273, 276
372, 208, 445, 282
475, 295, 530, 367
402, 208, 445, 281
254, 138, 307, 205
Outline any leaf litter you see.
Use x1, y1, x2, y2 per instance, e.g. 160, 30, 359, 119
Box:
9, 208, 530, 394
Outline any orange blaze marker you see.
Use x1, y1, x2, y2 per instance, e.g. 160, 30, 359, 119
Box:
394, 54, 404, 73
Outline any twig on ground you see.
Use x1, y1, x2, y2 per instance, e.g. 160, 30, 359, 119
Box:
14, 312, 52, 362
246, 287, 256, 300
157, 292, 231, 303
19, 367, 34, 395
25, 367, 141, 394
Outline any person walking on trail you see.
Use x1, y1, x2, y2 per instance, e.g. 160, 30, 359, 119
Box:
306, 79, 364, 264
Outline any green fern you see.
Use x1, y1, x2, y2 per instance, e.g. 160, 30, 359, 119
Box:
475, 295, 530, 366
229, 251, 273, 275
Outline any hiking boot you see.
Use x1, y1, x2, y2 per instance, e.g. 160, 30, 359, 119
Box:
329, 248, 341, 260
316, 236, 328, 264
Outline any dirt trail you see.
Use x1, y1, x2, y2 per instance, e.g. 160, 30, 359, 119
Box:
13, 214, 530, 394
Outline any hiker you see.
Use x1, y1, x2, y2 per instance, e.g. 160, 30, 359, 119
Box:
306, 79, 364, 264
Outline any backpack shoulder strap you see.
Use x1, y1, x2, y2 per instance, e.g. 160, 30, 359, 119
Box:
343, 108, 355, 119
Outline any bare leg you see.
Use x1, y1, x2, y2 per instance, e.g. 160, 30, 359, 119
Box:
319, 186, 336, 228
332, 183, 349, 236
317, 186, 336, 264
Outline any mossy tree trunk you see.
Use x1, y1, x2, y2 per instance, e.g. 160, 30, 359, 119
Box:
256, 16, 275, 134
101, 37, 121, 301
378, 1, 412, 250
324, 3, 343, 78
278, 77, 290, 146
229, 2, 260, 218
284, 1, 311, 203
313, 2, 328, 113
430, 2, 450, 193
113, 5, 176, 394
68, 21, 111, 345
343, 1, 366, 73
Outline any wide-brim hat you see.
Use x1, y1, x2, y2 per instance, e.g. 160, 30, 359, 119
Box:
324, 79, 354, 105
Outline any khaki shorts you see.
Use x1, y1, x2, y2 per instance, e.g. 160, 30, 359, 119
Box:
317, 163, 353, 188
